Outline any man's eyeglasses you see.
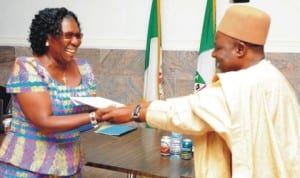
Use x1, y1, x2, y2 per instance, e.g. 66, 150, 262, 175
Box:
61, 32, 83, 40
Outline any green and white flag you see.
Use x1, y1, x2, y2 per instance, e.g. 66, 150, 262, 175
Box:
144, 0, 164, 101
195, 0, 216, 92
194, 71, 206, 92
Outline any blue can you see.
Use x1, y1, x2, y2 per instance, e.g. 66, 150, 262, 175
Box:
170, 132, 182, 158
180, 138, 193, 160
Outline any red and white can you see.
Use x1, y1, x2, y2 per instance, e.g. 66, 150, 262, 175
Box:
160, 135, 171, 156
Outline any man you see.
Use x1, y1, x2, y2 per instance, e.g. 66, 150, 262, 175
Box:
100, 5, 300, 178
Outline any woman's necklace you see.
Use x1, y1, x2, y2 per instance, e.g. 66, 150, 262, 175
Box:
43, 55, 68, 85
62, 71, 67, 84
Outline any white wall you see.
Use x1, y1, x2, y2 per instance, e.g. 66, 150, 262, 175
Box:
0, 0, 299, 52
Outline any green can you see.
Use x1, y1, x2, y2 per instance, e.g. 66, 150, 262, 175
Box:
180, 138, 193, 160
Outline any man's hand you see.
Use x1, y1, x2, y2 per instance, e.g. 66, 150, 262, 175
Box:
101, 105, 134, 124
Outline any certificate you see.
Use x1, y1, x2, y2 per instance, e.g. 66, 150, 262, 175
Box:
71, 96, 124, 108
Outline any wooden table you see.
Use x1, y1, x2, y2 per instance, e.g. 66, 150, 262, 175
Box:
80, 127, 195, 178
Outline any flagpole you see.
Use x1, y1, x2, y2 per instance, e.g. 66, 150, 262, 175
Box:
156, 0, 161, 99
213, 0, 216, 32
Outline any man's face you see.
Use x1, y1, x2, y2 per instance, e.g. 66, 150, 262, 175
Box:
212, 32, 242, 73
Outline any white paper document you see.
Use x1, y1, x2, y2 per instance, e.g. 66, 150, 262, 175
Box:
71, 97, 124, 108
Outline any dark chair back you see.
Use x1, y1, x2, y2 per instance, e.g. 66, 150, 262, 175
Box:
0, 85, 12, 133
0, 85, 11, 114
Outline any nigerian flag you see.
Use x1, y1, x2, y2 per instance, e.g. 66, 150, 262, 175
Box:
144, 0, 164, 101
195, 0, 216, 92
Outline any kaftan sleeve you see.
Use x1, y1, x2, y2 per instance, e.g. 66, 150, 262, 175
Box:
146, 80, 231, 140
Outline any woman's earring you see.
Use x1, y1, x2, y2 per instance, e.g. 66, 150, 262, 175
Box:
45, 41, 49, 46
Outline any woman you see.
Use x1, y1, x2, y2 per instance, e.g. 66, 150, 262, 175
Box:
0, 7, 103, 177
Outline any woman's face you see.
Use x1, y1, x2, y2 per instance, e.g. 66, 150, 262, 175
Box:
212, 32, 242, 73
48, 17, 82, 65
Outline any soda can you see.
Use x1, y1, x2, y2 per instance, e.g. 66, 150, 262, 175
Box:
170, 132, 182, 158
180, 138, 193, 160
160, 135, 171, 156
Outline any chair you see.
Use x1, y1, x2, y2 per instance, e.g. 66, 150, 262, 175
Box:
0, 85, 12, 133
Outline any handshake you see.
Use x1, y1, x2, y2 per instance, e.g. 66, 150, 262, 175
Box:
71, 96, 150, 125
